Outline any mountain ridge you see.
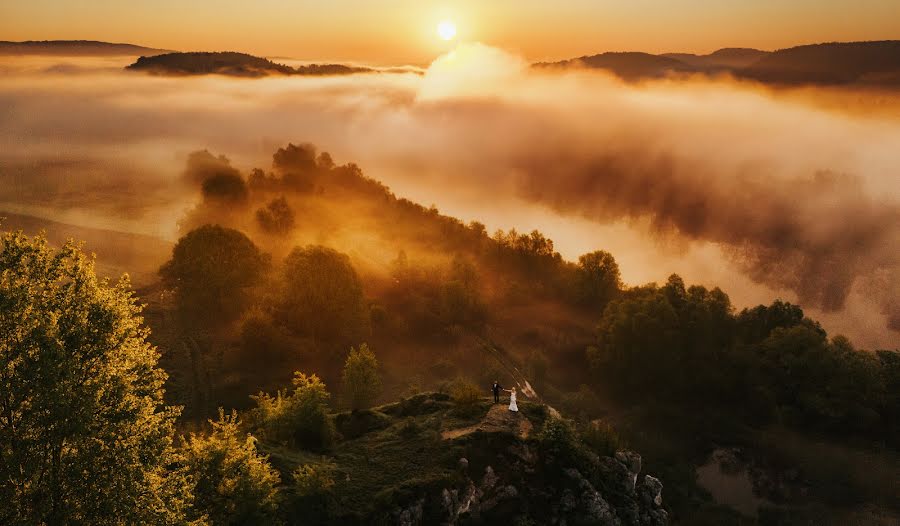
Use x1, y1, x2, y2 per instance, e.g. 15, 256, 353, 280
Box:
538, 40, 900, 86
0, 39, 170, 56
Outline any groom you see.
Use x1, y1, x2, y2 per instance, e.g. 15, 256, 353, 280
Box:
491, 380, 502, 404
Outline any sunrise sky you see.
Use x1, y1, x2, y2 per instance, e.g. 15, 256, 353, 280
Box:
3, 0, 900, 64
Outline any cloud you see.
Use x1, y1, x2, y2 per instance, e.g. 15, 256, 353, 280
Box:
0, 48, 898, 345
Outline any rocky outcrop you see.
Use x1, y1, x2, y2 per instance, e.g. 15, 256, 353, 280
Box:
390, 439, 667, 525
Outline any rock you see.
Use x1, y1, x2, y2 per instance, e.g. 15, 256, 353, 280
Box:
395, 497, 424, 526
640, 476, 664, 508
458, 457, 469, 471
564, 468, 619, 525
481, 465, 499, 491
616, 451, 642, 476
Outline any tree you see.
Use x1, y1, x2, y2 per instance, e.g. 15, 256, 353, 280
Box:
575, 250, 622, 310
256, 196, 296, 235
342, 344, 382, 410
160, 225, 269, 321
251, 372, 335, 450
201, 173, 249, 205
180, 410, 281, 526
277, 245, 369, 347
0, 231, 191, 524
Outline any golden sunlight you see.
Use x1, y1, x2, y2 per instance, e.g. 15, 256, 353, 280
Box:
437, 20, 457, 41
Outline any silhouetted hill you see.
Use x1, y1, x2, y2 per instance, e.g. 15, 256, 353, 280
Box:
739, 41, 900, 85
0, 40, 170, 56
536, 51, 694, 80
541, 41, 900, 86
663, 47, 769, 69
126, 51, 375, 77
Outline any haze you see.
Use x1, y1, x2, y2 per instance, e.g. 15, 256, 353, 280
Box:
4, 0, 900, 63
1, 47, 898, 347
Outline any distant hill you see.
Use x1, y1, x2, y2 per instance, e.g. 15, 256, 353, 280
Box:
0, 40, 170, 56
126, 51, 375, 77
540, 41, 900, 87
536, 51, 693, 80
662, 48, 769, 69
739, 41, 900, 85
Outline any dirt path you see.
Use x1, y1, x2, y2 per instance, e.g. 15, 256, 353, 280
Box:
442, 403, 533, 440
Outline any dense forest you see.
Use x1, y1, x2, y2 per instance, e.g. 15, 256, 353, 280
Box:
1, 143, 898, 525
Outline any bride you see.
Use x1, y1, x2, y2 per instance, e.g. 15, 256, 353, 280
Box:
504, 387, 519, 412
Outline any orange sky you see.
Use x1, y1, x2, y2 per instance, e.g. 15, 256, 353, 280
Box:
3, 0, 899, 64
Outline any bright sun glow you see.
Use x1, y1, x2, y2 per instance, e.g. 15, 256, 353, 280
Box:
437, 20, 457, 41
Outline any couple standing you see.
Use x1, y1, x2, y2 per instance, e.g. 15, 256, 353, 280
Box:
491, 381, 518, 412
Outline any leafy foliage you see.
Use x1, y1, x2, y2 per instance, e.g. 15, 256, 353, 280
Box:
0, 231, 191, 525
180, 410, 281, 526
575, 250, 622, 310
276, 245, 369, 348
342, 344, 383, 410
251, 372, 335, 450
292, 463, 335, 497
255, 196, 296, 235
160, 224, 268, 321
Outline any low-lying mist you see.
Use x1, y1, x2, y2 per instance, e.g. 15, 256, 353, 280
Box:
1, 45, 898, 347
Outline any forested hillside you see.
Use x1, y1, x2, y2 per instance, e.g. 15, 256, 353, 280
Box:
2, 143, 898, 525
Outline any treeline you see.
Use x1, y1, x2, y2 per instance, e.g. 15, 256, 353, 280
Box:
587, 275, 899, 445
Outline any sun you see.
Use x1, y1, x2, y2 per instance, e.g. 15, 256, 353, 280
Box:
437, 20, 457, 41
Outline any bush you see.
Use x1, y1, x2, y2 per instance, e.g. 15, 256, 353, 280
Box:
537, 416, 580, 461
293, 463, 335, 497
581, 420, 623, 457
180, 410, 281, 525
450, 378, 482, 405
342, 344, 383, 410
251, 372, 336, 450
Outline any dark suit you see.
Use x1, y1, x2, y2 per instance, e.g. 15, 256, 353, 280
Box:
492, 382, 501, 403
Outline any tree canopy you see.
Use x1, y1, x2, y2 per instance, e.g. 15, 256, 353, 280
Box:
0, 231, 190, 524
276, 245, 369, 347
342, 344, 382, 411
160, 224, 269, 321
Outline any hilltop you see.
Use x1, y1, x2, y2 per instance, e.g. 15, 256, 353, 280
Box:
259, 392, 668, 525
126, 51, 375, 77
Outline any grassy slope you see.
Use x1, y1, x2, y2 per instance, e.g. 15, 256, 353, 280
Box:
259, 393, 547, 522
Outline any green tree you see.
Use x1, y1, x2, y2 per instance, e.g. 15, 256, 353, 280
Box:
0, 231, 192, 524
342, 344, 382, 410
160, 225, 269, 321
277, 245, 369, 347
180, 410, 281, 526
575, 250, 622, 310
251, 372, 335, 450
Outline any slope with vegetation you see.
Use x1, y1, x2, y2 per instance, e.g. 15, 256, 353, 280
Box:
2, 140, 898, 525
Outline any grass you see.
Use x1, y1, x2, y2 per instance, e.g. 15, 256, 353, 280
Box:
261, 392, 503, 520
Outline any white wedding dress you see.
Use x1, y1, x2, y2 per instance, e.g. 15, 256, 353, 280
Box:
508, 391, 518, 412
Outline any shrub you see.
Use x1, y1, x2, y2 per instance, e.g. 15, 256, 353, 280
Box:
342, 344, 382, 410
293, 464, 335, 497
450, 378, 482, 407
581, 420, 623, 457
251, 372, 336, 450
537, 416, 580, 461
180, 410, 281, 525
